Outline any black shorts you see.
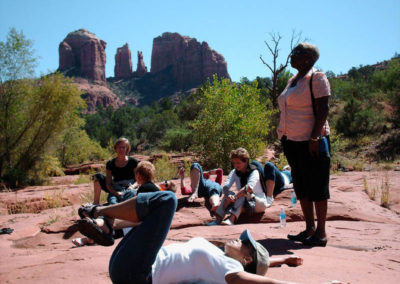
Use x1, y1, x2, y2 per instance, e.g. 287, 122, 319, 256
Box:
92, 173, 109, 192
281, 136, 330, 201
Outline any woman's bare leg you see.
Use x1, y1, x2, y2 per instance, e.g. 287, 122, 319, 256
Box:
188, 167, 201, 202
94, 196, 139, 223
209, 194, 220, 211
299, 198, 316, 234
314, 200, 328, 239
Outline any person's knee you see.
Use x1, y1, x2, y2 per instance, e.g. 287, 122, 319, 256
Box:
160, 191, 178, 211
264, 162, 274, 172
190, 163, 201, 172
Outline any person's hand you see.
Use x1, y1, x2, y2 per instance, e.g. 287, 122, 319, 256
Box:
188, 193, 198, 202
235, 189, 247, 199
227, 194, 236, 204
309, 139, 319, 157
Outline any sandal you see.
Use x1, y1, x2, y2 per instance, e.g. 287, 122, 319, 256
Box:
302, 234, 328, 247
0, 227, 13, 234
78, 204, 99, 219
287, 230, 314, 242
77, 217, 114, 246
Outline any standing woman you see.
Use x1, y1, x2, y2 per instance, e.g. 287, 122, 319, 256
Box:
277, 43, 331, 247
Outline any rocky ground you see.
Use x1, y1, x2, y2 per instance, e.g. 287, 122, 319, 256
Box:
0, 169, 399, 284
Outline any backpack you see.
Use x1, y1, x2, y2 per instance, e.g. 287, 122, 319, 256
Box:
250, 160, 267, 195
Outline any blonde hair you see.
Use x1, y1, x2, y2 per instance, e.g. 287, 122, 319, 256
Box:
230, 147, 250, 162
135, 161, 155, 182
114, 137, 131, 154
296, 42, 320, 63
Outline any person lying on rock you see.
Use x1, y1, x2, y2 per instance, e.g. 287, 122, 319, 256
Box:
262, 162, 293, 207
179, 163, 223, 215
73, 161, 163, 247
207, 147, 269, 226
77, 190, 303, 284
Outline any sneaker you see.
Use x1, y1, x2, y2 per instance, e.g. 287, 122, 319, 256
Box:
205, 221, 218, 226
221, 219, 234, 226
265, 196, 274, 208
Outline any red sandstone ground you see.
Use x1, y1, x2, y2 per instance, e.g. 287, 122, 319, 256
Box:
0, 170, 399, 284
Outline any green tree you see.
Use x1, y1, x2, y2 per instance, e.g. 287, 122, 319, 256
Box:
192, 76, 274, 170
0, 28, 87, 186
57, 128, 108, 167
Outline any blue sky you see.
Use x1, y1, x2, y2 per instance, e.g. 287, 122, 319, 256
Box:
1, 0, 399, 82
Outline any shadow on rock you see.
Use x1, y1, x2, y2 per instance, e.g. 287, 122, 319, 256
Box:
258, 238, 312, 255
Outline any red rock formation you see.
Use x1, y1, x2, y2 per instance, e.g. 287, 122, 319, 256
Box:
151, 32, 230, 90
135, 51, 148, 77
73, 78, 123, 113
58, 29, 107, 85
114, 43, 132, 78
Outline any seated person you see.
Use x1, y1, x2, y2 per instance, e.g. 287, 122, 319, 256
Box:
92, 137, 138, 205
263, 162, 293, 207
208, 148, 268, 226
179, 163, 223, 214
78, 191, 303, 284
73, 161, 159, 247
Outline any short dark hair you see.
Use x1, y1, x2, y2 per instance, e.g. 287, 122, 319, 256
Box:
230, 147, 250, 163
242, 240, 257, 274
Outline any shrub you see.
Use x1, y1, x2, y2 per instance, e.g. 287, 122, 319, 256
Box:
153, 153, 177, 182
192, 76, 274, 170
160, 127, 193, 151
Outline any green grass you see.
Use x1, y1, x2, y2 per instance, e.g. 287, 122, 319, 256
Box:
74, 174, 92, 185
153, 153, 178, 182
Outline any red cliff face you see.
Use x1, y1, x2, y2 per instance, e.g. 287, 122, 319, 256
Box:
151, 32, 230, 90
58, 29, 107, 85
114, 43, 133, 79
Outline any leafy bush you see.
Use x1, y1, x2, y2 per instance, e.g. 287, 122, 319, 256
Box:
192, 76, 274, 170
153, 153, 177, 182
57, 128, 109, 166
335, 96, 385, 137
160, 127, 193, 151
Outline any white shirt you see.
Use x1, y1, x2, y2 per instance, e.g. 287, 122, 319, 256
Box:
152, 238, 244, 284
223, 169, 266, 200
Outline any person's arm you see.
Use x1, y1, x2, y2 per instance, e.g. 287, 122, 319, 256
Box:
236, 170, 259, 198
226, 271, 299, 284
105, 170, 122, 199
222, 170, 236, 196
309, 73, 330, 157
309, 96, 329, 156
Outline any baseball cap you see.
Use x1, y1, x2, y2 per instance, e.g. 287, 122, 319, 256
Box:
239, 229, 270, 275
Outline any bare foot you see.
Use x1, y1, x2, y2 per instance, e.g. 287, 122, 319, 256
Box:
179, 167, 185, 179
188, 193, 197, 202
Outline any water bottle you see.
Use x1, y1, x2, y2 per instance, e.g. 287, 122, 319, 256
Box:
279, 207, 286, 227
290, 190, 297, 207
